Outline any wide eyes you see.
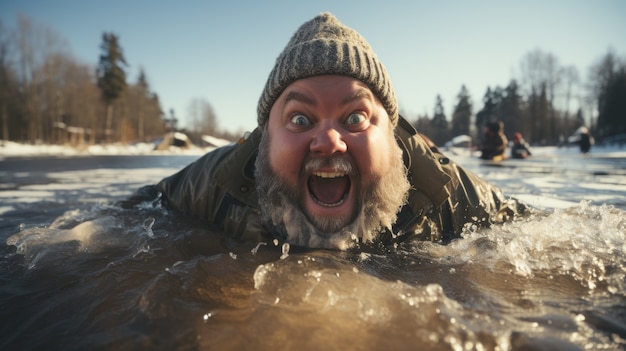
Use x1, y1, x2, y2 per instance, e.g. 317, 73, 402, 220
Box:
290, 113, 366, 126
287, 112, 368, 131
290, 114, 311, 126
346, 113, 366, 125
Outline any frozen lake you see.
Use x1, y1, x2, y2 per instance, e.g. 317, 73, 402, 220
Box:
1, 144, 625, 350
447, 145, 626, 211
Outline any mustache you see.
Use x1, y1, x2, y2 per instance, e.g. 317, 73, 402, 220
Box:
304, 156, 354, 174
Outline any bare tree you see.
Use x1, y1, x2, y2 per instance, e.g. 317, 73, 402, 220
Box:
39, 53, 71, 144
559, 65, 580, 138
0, 15, 170, 145
61, 60, 100, 146
187, 98, 217, 135
587, 49, 626, 138
13, 15, 70, 143
519, 49, 562, 144
0, 19, 14, 141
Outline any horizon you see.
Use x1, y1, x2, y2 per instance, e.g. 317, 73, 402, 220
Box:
1, 0, 625, 134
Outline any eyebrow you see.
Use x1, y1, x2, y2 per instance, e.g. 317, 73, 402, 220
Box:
341, 87, 374, 105
283, 91, 316, 106
283, 86, 374, 107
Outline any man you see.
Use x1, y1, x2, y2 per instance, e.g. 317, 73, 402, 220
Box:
480, 121, 508, 161
578, 127, 594, 154
128, 13, 525, 250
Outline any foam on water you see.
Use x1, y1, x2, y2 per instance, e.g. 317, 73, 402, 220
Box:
446, 202, 625, 281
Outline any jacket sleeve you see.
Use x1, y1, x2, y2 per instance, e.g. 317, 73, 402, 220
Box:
435, 159, 525, 241
124, 130, 268, 243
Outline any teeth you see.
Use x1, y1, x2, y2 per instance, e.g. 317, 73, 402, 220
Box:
313, 171, 346, 178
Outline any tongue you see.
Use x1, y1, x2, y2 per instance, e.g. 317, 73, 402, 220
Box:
308, 175, 349, 205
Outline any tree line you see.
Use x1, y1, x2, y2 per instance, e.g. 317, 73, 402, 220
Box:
412, 48, 626, 147
0, 15, 230, 146
1, 15, 624, 147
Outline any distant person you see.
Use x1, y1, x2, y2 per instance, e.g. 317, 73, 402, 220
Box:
480, 121, 508, 161
579, 127, 594, 154
510, 132, 532, 159
127, 13, 526, 250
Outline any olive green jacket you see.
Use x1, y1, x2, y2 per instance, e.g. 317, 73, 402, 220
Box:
129, 117, 524, 245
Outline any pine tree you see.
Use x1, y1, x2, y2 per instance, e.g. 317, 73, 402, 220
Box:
498, 80, 525, 140
430, 95, 449, 145
451, 85, 472, 137
96, 33, 127, 143
597, 67, 626, 137
475, 87, 497, 139
527, 84, 550, 144
136, 68, 149, 140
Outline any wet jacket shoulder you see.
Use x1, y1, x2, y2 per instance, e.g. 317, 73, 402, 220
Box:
391, 117, 524, 243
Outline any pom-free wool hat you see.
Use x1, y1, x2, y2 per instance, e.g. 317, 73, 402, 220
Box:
257, 12, 398, 127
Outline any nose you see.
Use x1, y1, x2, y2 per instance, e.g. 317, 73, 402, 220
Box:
310, 124, 347, 155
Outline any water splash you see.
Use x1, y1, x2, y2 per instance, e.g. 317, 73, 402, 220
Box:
7, 215, 121, 254
142, 217, 156, 238
414, 201, 626, 293
250, 242, 267, 255
3, 200, 625, 350
5, 203, 169, 269
249, 253, 511, 349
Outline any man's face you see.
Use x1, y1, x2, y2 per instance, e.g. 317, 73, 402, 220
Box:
256, 75, 409, 249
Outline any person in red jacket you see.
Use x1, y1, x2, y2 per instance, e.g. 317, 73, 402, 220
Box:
510, 132, 532, 159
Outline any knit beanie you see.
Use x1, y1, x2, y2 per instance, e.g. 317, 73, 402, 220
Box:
257, 12, 398, 127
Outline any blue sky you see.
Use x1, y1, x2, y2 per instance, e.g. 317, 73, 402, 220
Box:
1, 0, 625, 133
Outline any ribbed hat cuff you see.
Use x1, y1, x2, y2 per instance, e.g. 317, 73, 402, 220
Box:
256, 13, 398, 128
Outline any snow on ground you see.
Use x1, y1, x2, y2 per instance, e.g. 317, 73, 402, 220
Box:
446, 144, 626, 159
526, 144, 626, 158
0, 138, 234, 157
1, 140, 624, 212
2, 138, 625, 158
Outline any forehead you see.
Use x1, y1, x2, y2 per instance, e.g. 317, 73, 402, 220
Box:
274, 75, 380, 110
280, 75, 374, 99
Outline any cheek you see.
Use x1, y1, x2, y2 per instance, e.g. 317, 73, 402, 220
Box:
268, 130, 309, 183
351, 130, 394, 181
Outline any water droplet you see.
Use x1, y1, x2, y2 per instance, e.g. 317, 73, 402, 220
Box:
203, 312, 212, 322
280, 243, 290, 260
250, 242, 267, 255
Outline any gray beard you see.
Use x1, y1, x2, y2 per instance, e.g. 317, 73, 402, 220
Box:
254, 129, 410, 250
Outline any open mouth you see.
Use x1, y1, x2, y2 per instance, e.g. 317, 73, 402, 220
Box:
307, 171, 351, 207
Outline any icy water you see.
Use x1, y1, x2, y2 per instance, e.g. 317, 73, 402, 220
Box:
1, 148, 625, 350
